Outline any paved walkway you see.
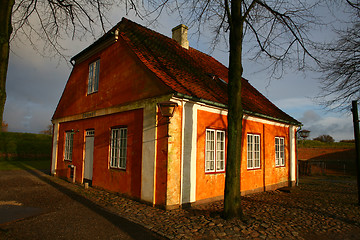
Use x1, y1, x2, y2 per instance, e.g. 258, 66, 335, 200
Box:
2, 169, 360, 239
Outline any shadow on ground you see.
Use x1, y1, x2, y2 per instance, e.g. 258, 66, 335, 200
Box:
2, 161, 162, 240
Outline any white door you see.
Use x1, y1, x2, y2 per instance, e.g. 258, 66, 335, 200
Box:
84, 130, 94, 181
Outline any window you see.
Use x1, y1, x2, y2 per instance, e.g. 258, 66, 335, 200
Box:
205, 129, 225, 173
275, 137, 285, 167
64, 131, 74, 161
247, 134, 260, 169
88, 59, 100, 94
110, 128, 127, 169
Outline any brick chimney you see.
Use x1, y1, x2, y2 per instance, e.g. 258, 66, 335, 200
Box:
172, 24, 189, 49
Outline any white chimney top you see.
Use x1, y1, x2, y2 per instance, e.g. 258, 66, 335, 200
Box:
172, 24, 189, 49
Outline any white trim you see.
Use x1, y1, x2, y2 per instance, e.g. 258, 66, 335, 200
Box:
54, 95, 173, 124
51, 121, 59, 175
244, 115, 291, 128
247, 134, 261, 170
205, 129, 225, 173
275, 137, 285, 167
110, 128, 127, 170
171, 96, 294, 128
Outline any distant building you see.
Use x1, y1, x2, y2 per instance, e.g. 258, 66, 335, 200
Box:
51, 18, 301, 209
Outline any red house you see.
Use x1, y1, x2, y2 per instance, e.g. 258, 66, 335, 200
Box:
51, 18, 301, 209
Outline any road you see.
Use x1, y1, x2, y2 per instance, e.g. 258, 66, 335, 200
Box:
0, 169, 161, 240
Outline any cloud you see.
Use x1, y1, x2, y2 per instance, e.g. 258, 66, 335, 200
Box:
299, 110, 353, 141
274, 97, 314, 110
4, 96, 53, 133
299, 110, 322, 123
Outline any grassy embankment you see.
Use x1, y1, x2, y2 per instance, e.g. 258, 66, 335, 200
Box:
298, 140, 355, 149
0, 132, 52, 170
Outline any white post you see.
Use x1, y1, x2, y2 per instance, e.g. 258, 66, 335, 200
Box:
51, 121, 59, 175
181, 101, 197, 205
289, 125, 297, 186
141, 103, 157, 204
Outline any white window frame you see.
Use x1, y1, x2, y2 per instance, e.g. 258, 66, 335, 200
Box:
88, 59, 100, 94
110, 128, 127, 170
64, 131, 74, 161
247, 134, 261, 170
205, 129, 225, 173
275, 137, 285, 167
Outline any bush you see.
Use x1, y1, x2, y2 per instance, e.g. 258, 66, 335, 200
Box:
0, 132, 52, 160
313, 135, 335, 143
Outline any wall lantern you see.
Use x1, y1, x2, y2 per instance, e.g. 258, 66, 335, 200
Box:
157, 101, 178, 119
157, 101, 178, 138
298, 129, 310, 139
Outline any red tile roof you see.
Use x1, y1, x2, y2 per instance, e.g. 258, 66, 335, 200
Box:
74, 18, 300, 125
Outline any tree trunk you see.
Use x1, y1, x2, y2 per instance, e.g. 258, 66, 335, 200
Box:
223, 0, 244, 219
0, 0, 14, 131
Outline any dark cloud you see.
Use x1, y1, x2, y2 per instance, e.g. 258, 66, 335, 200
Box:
299, 110, 353, 141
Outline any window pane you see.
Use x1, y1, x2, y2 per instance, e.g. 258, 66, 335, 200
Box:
216, 131, 225, 171
205, 130, 215, 172
88, 60, 100, 94
110, 128, 127, 169
248, 134, 260, 169
119, 128, 127, 169
65, 132, 73, 161
275, 137, 285, 167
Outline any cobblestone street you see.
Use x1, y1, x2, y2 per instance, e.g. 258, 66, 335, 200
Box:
81, 175, 360, 239
2, 169, 360, 239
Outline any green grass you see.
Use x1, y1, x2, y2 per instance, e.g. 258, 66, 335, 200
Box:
0, 132, 52, 156
298, 140, 355, 149
0, 159, 51, 170
0, 132, 52, 170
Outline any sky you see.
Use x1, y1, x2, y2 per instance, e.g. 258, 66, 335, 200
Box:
3, 4, 356, 141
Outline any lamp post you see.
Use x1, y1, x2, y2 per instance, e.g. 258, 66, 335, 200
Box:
157, 101, 178, 137
351, 101, 360, 205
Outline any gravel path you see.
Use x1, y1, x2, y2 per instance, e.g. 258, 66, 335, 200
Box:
1, 169, 360, 239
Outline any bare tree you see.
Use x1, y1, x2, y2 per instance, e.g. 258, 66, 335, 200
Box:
317, 1, 360, 111
40, 124, 53, 135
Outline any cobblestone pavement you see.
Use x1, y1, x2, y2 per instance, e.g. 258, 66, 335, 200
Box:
77, 175, 360, 240
4, 169, 360, 239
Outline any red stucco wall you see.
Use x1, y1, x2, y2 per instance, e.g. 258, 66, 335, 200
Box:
56, 109, 143, 199
240, 120, 290, 193
53, 38, 171, 120
196, 110, 291, 201
196, 110, 227, 201
155, 112, 169, 206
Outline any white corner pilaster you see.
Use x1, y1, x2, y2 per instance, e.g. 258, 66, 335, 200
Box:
141, 103, 157, 204
289, 125, 297, 185
51, 121, 59, 175
181, 101, 197, 204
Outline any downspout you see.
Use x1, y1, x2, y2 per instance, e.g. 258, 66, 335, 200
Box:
263, 124, 266, 191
